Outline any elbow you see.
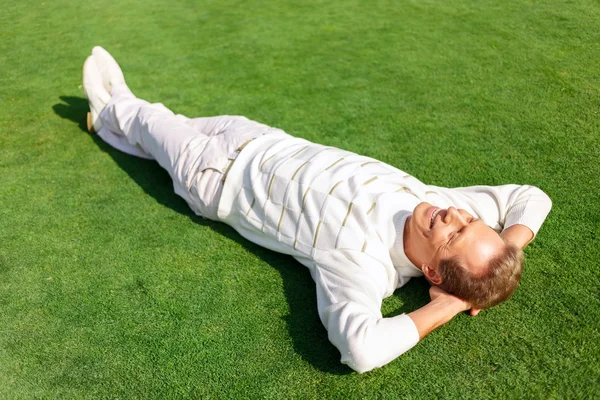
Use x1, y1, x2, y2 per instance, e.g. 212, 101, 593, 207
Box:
324, 304, 419, 373
328, 314, 385, 373
534, 186, 552, 206
537, 187, 553, 214
544, 192, 553, 212
342, 343, 381, 374
526, 185, 553, 215
337, 325, 393, 373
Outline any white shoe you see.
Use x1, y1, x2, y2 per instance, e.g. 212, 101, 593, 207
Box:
92, 46, 126, 91
83, 55, 111, 133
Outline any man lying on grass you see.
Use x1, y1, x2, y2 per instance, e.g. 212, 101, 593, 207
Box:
83, 46, 552, 373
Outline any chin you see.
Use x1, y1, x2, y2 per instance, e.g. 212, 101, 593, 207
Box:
413, 202, 433, 232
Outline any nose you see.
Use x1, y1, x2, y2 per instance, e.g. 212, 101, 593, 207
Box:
445, 206, 468, 227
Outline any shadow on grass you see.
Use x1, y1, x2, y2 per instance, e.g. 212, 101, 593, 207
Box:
52, 96, 430, 375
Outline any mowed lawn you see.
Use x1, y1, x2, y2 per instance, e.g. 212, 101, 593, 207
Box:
1, 0, 598, 398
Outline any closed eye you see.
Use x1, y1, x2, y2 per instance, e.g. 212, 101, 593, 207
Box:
449, 230, 459, 243
449, 218, 479, 245
452, 219, 477, 242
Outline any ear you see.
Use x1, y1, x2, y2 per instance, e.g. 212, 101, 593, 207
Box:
422, 264, 443, 285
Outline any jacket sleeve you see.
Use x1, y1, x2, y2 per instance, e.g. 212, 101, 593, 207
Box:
440, 184, 553, 237
307, 250, 420, 373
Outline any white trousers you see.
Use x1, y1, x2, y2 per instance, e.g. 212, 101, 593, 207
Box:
97, 84, 278, 220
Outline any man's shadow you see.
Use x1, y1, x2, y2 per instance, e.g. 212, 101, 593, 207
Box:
52, 96, 430, 374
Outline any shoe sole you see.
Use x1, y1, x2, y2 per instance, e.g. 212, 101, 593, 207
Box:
87, 112, 95, 133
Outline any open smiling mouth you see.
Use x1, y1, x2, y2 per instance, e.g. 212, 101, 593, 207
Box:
430, 208, 442, 229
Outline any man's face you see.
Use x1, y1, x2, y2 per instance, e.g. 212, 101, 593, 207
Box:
404, 202, 505, 277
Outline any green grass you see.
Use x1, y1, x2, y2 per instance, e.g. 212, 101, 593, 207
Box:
1, 0, 599, 398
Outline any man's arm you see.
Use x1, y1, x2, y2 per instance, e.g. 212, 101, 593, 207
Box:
309, 251, 422, 374
441, 184, 552, 241
311, 248, 488, 373
408, 286, 470, 339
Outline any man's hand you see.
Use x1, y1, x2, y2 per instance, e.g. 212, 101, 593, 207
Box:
408, 286, 479, 340
429, 285, 481, 316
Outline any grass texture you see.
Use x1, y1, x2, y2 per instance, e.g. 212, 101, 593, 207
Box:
1, 0, 599, 398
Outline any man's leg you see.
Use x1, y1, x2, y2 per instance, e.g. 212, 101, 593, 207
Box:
102, 86, 252, 219
98, 84, 204, 183
83, 47, 247, 219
